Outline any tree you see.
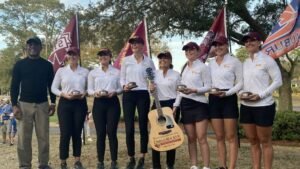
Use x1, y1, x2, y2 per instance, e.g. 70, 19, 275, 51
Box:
0, 0, 71, 57
83, 0, 293, 111
0, 0, 70, 93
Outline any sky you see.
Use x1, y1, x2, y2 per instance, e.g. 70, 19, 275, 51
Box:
0, 0, 241, 72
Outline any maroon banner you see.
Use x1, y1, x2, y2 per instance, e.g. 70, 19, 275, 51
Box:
48, 15, 79, 72
199, 8, 227, 62
113, 18, 149, 69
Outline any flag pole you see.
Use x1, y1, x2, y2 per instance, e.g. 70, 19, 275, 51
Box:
144, 17, 151, 58
225, 0, 232, 53
76, 13, 81, 66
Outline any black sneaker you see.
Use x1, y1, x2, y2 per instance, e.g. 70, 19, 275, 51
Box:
215, 167, 227, 169
166, 166, 174, 169
126, 157, 136, 169
60, 162, 67, 169
97, 162, 105, 169
38, 165, 52, 169
135, 158, 144, 169
110, 161, 118, 169
74, 161, 84, 169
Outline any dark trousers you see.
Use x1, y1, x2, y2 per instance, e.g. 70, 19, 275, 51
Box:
57, 97, 87, 160
92, 96, 121, 162
151, 99, 180, 168
122, 90, 150, 156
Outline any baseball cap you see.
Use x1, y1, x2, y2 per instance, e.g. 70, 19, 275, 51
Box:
157, 51, 172, 59
66, 47, 79, 55
97, 48, 112, 56
241, 32, 262, 42
182, 42, 200, 51
26, 36, 42, 45
212, 36, 228, 46
128, 35, 145, 45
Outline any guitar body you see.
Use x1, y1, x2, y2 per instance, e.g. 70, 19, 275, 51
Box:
148, 107, 184, 152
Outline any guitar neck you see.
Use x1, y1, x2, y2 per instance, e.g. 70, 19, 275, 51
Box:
150, 82, 163, 117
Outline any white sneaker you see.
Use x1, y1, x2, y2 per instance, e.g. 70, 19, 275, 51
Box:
190, 166, 199, 169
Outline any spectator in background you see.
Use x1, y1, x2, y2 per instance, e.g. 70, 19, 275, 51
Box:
82, 111, 93, 142
8, 110, 17, 145
1, 98, 13, 144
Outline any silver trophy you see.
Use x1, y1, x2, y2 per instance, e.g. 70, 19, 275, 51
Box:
99, 90, 108, 97
127, 82, 138, 89
177, 84, 187, 92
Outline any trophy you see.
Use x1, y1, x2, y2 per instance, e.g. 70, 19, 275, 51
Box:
240, 92, 253, 100
177, 84, 187, 92
71, 90, 81, 95
127, 82, 138, 89
210, 88, 220, 94
99, 90, 108, 97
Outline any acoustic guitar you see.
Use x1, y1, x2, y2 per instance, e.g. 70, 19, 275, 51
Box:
146, 68, 184, 152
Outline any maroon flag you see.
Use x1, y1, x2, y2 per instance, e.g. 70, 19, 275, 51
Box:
113, 18, 150, 69
48, 15, 79, 72
199, 8, 227, 62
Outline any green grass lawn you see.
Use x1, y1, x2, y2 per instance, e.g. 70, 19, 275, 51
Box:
1, 133, 299, 169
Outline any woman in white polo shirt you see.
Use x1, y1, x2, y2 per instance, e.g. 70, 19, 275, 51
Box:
239, 32, 282, 169
51, 47, 89, 169
174, 42, 211, 169
149, 51, 181, 169
88, 48, 122, 169
208, 36, 242, 169
120, 36, 155, 169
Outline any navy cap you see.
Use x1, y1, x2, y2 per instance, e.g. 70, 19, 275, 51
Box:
26, 36, 42, 45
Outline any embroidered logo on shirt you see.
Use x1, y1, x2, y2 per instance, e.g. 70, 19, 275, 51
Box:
223, 64, 231, 68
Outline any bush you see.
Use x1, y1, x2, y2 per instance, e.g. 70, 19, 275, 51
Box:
272, 111, 300, 140
238, 111, 300, 141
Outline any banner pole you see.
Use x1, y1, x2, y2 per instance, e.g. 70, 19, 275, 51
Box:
76, 13, 81, 66
225, 0, 232, 53
144, 17, 151, 58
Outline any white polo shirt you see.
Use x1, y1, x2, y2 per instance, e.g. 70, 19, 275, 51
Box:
51, 65, 89, 96
87, 65, 122, 95
174, 59, 211, 106
120, 54, 156, 91
209, 53, 243, 96
154, 69, 181, 101
241, 51, 282, 107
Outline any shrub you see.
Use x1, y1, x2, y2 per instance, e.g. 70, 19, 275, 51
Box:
238, 111, 300, 141
272, 111, 300, 140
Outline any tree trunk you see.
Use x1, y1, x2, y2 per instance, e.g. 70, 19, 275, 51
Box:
278, 70, 292, 111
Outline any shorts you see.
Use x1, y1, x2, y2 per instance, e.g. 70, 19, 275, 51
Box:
209, 94, 239, 119
240, 103, 276, 127
1, 121, 9, 133
180, 97, 209, 124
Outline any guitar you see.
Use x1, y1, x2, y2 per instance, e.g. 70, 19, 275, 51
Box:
146, 68, 184, 152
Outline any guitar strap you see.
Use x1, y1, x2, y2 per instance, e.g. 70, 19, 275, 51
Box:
180, 62, 188, 76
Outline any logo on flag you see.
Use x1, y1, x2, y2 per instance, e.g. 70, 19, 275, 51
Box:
48, 15, 79, 72
113, 18, 150, 69
262, 0, 300, 58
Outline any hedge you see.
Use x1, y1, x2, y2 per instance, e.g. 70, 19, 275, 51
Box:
238, 111, 300, 141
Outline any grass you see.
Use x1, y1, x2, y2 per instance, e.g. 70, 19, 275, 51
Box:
3, 95, 300, 168
1, 133, 299, 169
